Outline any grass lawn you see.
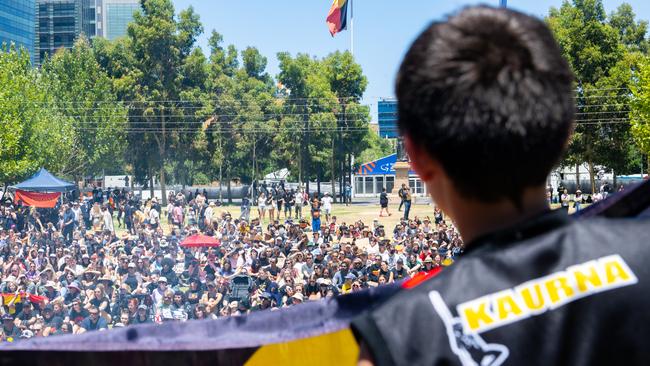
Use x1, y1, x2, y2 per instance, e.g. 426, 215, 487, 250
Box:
114, 201, 584, 236
211, 202, 438, 229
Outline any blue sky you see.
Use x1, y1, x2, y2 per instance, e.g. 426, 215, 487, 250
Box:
172, 0, 650, 120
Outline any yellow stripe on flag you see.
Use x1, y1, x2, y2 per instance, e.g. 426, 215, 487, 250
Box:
245, 328, 359, 366
335, 0, 347, 8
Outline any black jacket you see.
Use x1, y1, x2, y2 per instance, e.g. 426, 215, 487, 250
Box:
353, 210, 650, 366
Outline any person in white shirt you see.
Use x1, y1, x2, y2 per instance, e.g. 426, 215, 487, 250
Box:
257, 193, 266, 222
321, 192, 333, 223
204, 201, 215, 228
71, 202, 82, 228
101, 205, 114, 233
366, 239, 380, 257
149, 206, 160, 229
294, 190, 303, 219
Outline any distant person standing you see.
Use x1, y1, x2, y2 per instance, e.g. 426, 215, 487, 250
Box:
311, 194, 321, 233
124, 200, 134, 234
398, 184, 407, 212
149, 202, 160, 229
402, 187, 412, 220
275, 188, 284, 221
379, 188, 391, 217
294, 190, 304, 219
266, 192, 275, 222
284, 189, 294, 219
172, 201, 184, 228
345, 183, 352, 206
600, 182, 611, 199
62, 204, 75, 243
240, 196, 251, 221
574, 189, 583, 212
258, 193, 267, 222
321, 192, 333, 223
560, 189, 570, 213
101, 205, 114, 233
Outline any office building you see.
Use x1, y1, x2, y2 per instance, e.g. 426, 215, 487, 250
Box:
102, 0, 139, 40
378, 99, 398, 139
36, 0, 81, 63
35, 0, 139, 64
0, 0, 36, 64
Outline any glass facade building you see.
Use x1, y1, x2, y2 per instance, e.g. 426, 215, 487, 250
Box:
104, 0, 139, 40
36, 0, 80, 64
378, 99, 398, 139
0, 0, 36, 64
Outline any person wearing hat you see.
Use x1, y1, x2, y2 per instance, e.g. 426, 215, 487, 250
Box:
291, 291, 304, 305
255, 291, 274, 311
420, 256, 436, 273
390, 258, 409, 283
63, 281, 82, 305
151, 276, 168, 306
574, 189, 583, 212
133, 304, 152, 324
42, 280, 60, 302
41, 304, 63, 337
19, 329, 34, 340
1, 313, 20, 340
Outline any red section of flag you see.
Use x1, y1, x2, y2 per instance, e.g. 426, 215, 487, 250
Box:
401, 267, 443, 289
0, 293, 47, 305
327, 5, 342, 36
15, 190, 61, 208
326, 0, 348, 37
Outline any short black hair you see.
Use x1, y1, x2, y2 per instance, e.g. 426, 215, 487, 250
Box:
397, 6, 574, 206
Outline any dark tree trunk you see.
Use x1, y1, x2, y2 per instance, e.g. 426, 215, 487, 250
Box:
317, 173, 321, 198
227, 179, 232, 204
149, 168, 155, 199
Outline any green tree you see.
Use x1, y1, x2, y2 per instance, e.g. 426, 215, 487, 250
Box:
609, 3, 649, 53
324, 51, 370, 201
43, 36, 127, 180
125, 0, 204, 203
630, 56, 650, 174
276, 52, 339, 194
0, 46, 74, 185
357, 129, 393, 164
547, 0, 646, 191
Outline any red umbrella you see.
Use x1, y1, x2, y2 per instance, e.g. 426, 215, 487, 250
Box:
180, 234, 220, 248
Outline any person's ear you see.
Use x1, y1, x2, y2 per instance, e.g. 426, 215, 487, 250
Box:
403, 135, 437, 182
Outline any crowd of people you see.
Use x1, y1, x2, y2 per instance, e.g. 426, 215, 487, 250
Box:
0, 185, 463, 341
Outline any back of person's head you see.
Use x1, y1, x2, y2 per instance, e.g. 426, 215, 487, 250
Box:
397, 6, 574, 206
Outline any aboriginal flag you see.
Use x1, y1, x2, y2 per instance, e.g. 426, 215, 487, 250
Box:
326, 0, 349, 36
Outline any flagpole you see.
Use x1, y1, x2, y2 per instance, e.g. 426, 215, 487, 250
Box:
350, 0, 354, 56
